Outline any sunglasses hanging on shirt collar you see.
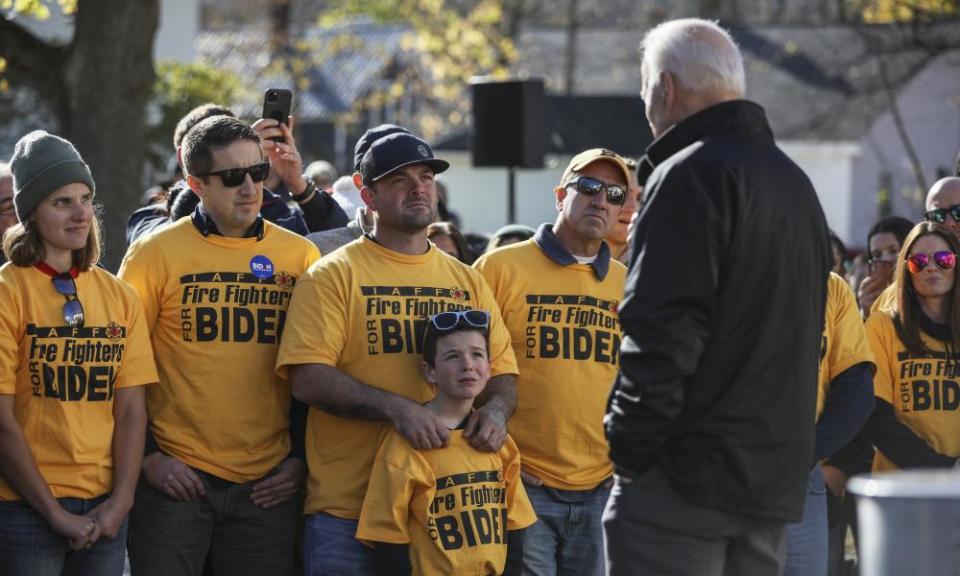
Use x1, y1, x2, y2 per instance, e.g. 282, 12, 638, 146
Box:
52, 273, 85, 327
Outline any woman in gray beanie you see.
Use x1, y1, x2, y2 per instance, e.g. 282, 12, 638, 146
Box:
0, 131, 158, 575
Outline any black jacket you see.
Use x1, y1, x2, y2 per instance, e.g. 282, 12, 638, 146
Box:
607, 100, 831, 522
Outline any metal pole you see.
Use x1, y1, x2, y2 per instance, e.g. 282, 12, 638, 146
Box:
507, 166, 517, 224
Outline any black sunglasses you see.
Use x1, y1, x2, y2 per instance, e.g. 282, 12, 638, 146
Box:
565, 176, 627, 206
429, 310, 490, 331
52, 273, 84, 327
925, 203, 960, 225
199, 162, 270, 187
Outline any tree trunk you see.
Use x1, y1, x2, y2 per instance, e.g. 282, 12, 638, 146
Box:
64, 0, 159, 270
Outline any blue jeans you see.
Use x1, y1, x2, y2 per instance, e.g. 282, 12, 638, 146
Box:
0, 494, 128, 576
785, 463, 828, 576
303, 512, 376, 576
522, 483, 610, 576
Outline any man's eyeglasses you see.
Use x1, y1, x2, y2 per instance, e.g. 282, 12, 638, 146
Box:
924, 204, 960, 225
429, 310, 490, 331
199, 162, 270, 187
52, 273, 84, 327
906, 250, 957, 274
565, 176, 627, 206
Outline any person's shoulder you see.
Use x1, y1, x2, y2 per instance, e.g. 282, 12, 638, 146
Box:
377, 427, 428, 469
305, 225, 360, 254
865, 306, 896, 334
608, 257, 628, 278
304, 235, 363, 276
125, 216, 193, 257
88, 266, 142, 303
475, 239, 537, 269
264, 220, 318, 252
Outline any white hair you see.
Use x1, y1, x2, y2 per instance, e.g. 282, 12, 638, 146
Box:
330, 175, 362, 215
305, 160, 338, 186
641, 18, 745, 99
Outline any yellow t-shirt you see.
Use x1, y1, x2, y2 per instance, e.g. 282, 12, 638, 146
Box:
871, 282, 898, 316
817, 273, 874, 419
0, 263, 158, 500
357, 429, 536, 575
118, 217, 320, 482
865, 310, 960, 471
474, 240, 626, 490
276, 237, 519, 518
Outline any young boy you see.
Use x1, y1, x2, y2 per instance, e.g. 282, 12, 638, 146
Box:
357, 309, 536, 575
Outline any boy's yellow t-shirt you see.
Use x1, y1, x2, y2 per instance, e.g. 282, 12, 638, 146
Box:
357, 429, 536, 575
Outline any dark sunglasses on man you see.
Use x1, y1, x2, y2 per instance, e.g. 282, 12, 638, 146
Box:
199, 162, 270, 187
52, 273, 84, 327
924, 204, 960, 225
565, 176, 627, 206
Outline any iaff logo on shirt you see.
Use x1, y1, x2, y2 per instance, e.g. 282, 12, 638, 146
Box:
427, 470, 508, 551
177, 271, 296, 344
896, 352, 960, 413
26, 324, 127, 402
523, 294, 621, 365
361, 285, 473, 356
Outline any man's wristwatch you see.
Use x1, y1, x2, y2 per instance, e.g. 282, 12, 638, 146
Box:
290, 179, 317, 203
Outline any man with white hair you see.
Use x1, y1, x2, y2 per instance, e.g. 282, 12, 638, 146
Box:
604, 18, 831, 575
305, 159, 338, 193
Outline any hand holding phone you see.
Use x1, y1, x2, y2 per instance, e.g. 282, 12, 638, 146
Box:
261, 89, 292, 143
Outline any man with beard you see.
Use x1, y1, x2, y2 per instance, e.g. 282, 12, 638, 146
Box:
277, 131, 519, 575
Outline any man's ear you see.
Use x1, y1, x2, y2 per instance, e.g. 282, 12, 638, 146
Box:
421, 360, 436, 386
352, 172, 364, 189
186, 174, 205, 200
360, 185, 376, 211
554, 185, 568, 213
660, 71, 676, 111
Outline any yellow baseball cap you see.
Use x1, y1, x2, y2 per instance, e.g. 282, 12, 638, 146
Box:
560, 148, 631, 186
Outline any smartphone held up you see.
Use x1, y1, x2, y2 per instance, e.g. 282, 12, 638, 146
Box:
262, 88, 292, 142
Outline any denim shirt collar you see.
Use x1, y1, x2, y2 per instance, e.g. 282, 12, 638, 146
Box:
533, 223, 610, 280
191, 204, 265, 240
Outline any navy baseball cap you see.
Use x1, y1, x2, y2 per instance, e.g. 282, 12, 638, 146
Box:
353, 124, 410, 171
360, 133, 450, 187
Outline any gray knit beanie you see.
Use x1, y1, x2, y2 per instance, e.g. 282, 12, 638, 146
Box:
10, 130, 95, 220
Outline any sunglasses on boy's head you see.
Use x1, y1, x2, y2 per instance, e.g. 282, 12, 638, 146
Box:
565, 176, 627, 206
429, 310, 490, 332
924, 204, 960, 225
199, 162, 270, 187
52, 273, 84, 327
906, 250, 957, 274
